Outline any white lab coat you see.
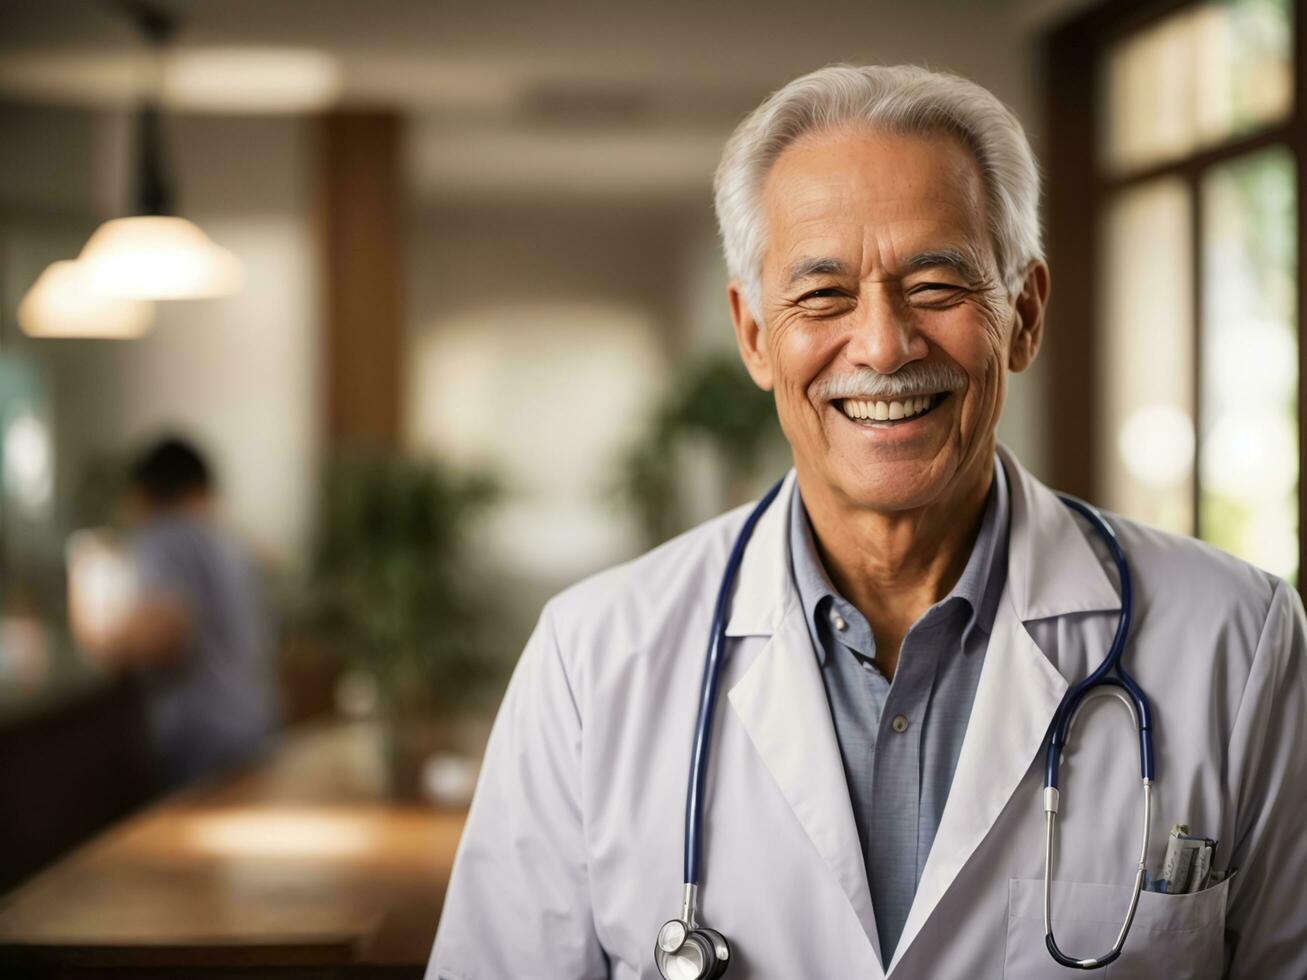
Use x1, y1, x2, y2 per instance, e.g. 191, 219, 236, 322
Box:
428, 446, 1307, 979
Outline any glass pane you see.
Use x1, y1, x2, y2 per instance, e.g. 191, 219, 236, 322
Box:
1100, 178, 1195, 535
1104, 12, 1203, 174
1194, 0, 1294, 147
1199, 145, 1298, 581
1103, 0, 1291, 175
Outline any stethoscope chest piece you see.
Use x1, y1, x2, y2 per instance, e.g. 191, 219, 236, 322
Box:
655, 919, 730, 980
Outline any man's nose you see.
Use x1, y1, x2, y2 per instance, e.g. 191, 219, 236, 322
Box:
844, 284, 929, 374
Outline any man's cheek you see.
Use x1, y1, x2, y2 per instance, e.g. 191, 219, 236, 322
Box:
778, 380, 816, 430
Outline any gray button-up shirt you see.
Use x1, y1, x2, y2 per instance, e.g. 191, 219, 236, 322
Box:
787, 459, 1009, 964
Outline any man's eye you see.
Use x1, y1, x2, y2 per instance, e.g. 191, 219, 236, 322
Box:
909, 283, 966, 301
798, 288, 844, 302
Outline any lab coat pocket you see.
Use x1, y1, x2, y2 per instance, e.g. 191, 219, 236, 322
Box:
1004, 877, 1229, 979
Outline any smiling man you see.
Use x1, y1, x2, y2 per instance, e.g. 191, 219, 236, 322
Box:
429, 65, 1307, 980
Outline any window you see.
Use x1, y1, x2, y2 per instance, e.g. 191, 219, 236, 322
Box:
1046, 0, 1302, 584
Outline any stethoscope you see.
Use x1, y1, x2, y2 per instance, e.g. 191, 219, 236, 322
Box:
654, 479, 1156, 978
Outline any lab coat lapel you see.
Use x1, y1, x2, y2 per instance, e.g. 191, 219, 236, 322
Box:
727, 605, 883, 968
888, 447, 1122, 972
999, 443, 1123, 620
723, 471, 884, 968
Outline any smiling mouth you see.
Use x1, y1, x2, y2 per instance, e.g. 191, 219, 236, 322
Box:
837, 392, 950, 425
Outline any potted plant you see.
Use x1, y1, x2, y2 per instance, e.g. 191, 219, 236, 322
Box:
307, 451, 504, 798
613, 354, 787, 545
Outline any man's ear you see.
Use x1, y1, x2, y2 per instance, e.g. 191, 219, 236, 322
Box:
728, 281, 774, 391
1008, 260, 1050, 373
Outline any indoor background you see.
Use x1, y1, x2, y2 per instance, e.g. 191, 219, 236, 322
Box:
0, 0, 1297, 975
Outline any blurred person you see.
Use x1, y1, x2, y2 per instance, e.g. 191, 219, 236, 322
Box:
429, 65, 1307, 979
73, 436, 278, 791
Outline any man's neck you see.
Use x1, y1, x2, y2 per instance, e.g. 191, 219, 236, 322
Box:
796, 451, 995, 679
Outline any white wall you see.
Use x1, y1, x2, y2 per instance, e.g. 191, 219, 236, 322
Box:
405, 201, 688, 602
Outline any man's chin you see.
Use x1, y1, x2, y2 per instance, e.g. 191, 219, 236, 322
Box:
827, 458, 952, 513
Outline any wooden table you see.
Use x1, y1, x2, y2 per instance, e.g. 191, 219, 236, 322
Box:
0, 721, 468, 978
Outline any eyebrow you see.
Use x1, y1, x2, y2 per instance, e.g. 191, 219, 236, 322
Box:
782, 246, 985, 290
783, 256, 852, 288
903, 247, 984, 282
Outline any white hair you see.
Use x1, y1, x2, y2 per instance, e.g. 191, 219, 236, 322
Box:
713, 64, 1043, 318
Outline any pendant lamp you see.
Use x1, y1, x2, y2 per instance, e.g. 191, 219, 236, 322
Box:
78, 0, 242, 301
17, 260, 154, 339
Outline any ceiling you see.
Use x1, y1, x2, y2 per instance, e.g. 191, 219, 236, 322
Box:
0, 0, 1096, 199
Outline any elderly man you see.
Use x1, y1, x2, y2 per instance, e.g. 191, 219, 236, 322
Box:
428, 65, 1307, 979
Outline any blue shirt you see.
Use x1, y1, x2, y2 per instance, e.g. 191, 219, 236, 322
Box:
134, 514, 278, 789
787, 460, 1009, 964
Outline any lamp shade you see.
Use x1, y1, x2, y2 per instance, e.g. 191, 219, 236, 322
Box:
17, 260, 155, 339
78, 215, 243, 300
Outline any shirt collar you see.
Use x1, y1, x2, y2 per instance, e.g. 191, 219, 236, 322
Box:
787, 455, 1010, 665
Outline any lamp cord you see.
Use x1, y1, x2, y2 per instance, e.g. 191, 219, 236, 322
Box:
111, 1, 179, 216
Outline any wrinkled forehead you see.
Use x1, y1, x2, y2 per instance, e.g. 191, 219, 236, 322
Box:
759, 125, 992, 277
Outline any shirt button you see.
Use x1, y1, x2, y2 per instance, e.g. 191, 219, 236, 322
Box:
830, 611, 848, 632
891, 715, 909, 734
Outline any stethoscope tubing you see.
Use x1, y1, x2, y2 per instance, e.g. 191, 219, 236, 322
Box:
1041, 495, 1154, 970
683, 478, 785, 888
1045, 495, 1154, 788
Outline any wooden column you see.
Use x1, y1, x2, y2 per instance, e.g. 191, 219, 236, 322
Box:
1041, 0, 1200, 501
317, 111, 404, 450
1042, 12, 1102, 503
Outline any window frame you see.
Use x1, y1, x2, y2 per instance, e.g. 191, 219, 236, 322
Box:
1042, 0, 1306, 590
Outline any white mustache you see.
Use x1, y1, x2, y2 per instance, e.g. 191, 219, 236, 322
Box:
812, 364, 968, 401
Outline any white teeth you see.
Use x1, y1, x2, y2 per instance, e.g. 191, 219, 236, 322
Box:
841, 394, 938, 422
